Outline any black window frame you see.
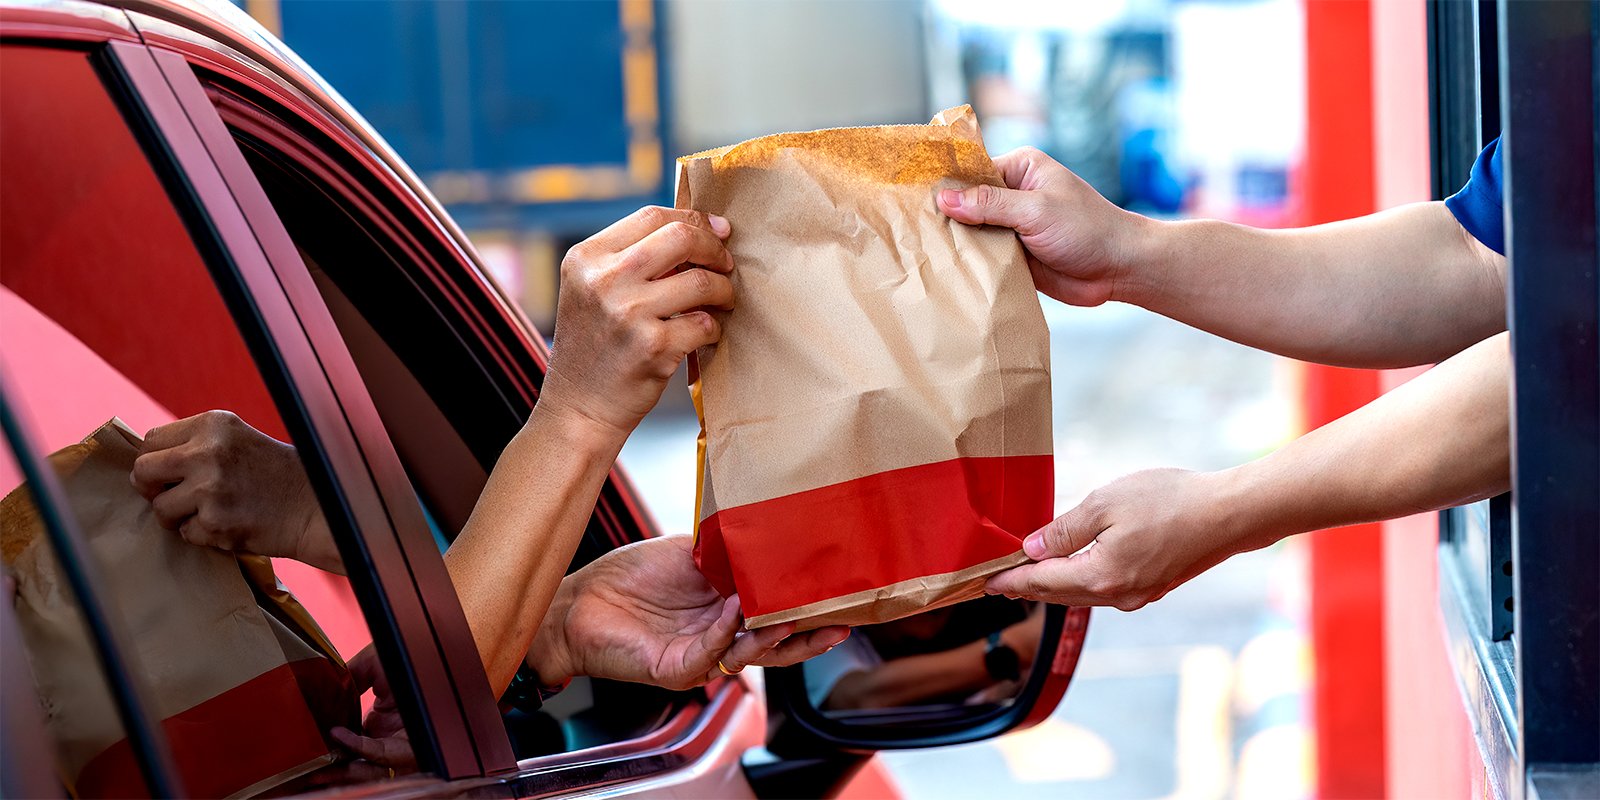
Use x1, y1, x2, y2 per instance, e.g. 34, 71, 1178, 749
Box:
1430, 1, 1600, 797
165, 35, 756, 783
109, 39, 516, 779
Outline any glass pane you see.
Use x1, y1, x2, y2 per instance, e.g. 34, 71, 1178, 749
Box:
0, 44, 413, 796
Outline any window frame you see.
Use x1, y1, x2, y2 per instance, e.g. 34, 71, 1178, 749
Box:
1430, 1, 1600, 797
1427, 3, 1520, 797
105, 39, 514, 779
136, 25, 757, 785
1499, 0, 1600, 789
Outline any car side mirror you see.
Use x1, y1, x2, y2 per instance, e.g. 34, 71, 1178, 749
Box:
760, 598, 1090, 757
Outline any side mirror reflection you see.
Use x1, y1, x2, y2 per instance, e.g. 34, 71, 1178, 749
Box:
804, 596, 1045, 716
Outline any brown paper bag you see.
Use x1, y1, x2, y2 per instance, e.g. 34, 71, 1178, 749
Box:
679, 106, 1054, 631
0, 419, 358, 798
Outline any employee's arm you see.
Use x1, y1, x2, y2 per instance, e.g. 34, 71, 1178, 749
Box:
987, 332, 1510, 611
939, 148, 1506, 368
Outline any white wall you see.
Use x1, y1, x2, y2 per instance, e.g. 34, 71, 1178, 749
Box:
665, 0, 930, 155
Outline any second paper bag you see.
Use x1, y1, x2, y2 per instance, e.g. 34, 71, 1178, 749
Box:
680, 105, 1053, 631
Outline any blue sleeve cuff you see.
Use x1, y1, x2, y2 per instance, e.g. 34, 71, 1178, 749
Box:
1444, 138, 1505, 255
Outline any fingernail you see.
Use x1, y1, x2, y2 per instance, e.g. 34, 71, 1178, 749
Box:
1023, 534, 1046, 560
822, 628, 849, 647
939, 189, 962, 210
708, 214, 731, 237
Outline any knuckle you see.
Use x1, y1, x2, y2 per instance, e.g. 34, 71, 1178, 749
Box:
561, 243, 593, 275
972, 183, 998, 207
638, 205, 671, 229
687, 267, 713, 298
642, 327, 672, 360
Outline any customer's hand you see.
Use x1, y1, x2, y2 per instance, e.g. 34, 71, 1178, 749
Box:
538, 207, 735, 442
131, 410, 343, 574
937, 147, 1150, 308
986, 468, 1270, 611
534, 536, 851, 691
329, 645, 413, 776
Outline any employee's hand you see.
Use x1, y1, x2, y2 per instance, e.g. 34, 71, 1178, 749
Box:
533, 536, 851, 691
131, 410, 343, 574
538, 207, 735, 444
937, 147, 1150, 308
986, 468, 1269, 611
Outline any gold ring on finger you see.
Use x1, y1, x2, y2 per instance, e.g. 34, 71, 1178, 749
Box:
717, 659, 741, 676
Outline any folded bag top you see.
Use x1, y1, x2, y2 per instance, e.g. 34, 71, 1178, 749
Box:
679, 106, 1054, 631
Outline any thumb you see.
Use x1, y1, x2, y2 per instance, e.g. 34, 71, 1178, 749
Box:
688, 594, 743, 666
938, 183, 1035, 230
985, 557, 1095, 604
1022, 506, 1100, 560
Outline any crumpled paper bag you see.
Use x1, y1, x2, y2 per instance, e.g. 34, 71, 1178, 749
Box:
1, 419, 357, 798
679, 106, 1054, 631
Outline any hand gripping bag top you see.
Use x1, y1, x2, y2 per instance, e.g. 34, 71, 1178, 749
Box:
1, 419, 358, 798
679, 106, 1054, 631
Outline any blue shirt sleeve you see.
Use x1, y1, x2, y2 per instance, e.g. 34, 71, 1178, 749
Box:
1444, 138, 1505, 255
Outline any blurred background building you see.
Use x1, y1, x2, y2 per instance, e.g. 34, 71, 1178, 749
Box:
239, 1, 1313, 796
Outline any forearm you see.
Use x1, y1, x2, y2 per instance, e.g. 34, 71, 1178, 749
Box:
444, 404, 624, 695
826, 643, 991, 710
1218, 332, 1510, 544
1122, 203, 1505, 368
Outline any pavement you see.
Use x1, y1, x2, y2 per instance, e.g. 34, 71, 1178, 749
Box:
620, 298, 1312, 800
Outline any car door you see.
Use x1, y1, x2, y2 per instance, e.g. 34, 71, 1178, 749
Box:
122, 14, 778, 798
0, 14, 490, 798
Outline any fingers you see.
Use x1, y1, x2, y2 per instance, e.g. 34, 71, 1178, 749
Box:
660, 311, 723, 357
686, 595, 745, 679
141, 415, 201, 452
751, 626, 852, 668
149, 482, 200, 532
1022, 505, 1103, 560
589, 206, 731, 253
985, 557, 1096, 606
348, 644, 385, 694
330, 726, 415, 770
715, 621, 796, 676
640, 267, 734, 319
992, 147, 1052, 191
937, 182, 1039, 231
622, 219, 734, 279
129, 446, 188, 500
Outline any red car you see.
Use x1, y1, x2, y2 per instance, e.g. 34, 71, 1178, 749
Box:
0, 1, 1089, 797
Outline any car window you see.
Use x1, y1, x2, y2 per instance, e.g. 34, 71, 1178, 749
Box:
213, 84, 698, 759
0, 43, 419, 796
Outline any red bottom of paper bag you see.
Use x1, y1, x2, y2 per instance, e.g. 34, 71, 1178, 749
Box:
77, 658, 341, 799
695, 454, 1053, 628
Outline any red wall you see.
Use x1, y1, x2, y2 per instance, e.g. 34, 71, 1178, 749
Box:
1302, 2, 1386, 796
1304, 1, 1489, 797
1369, 2, 1486, 798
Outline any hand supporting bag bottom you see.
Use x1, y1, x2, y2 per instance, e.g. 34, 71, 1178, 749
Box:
680, 106, 1054, 632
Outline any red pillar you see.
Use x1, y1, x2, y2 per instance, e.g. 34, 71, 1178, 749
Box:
1302, 2, 1387, 798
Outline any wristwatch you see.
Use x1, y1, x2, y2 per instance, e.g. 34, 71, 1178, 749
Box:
983, 631, 1021, 682
502, 662, 570, 714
